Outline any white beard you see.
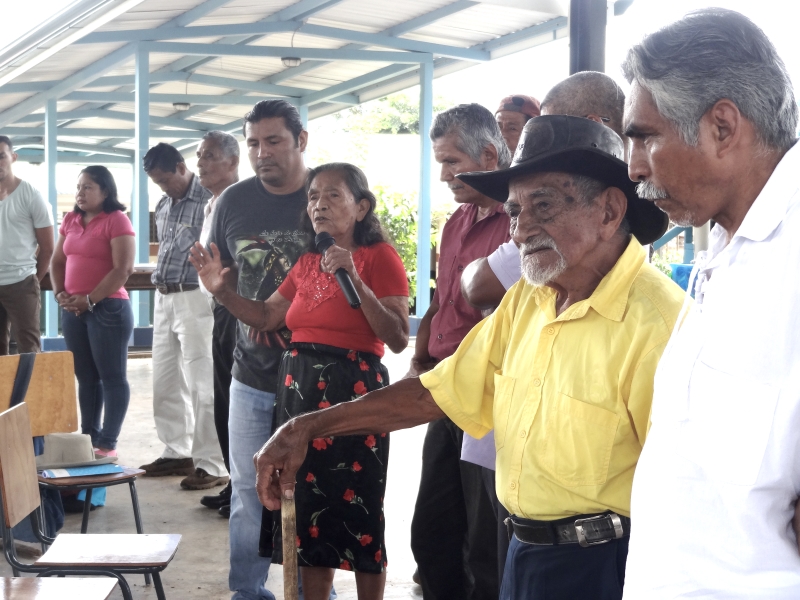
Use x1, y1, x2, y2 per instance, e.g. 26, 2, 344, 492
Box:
519, 238, 568, 286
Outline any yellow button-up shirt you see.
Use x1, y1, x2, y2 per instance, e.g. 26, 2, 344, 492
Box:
419, 239, 684, 520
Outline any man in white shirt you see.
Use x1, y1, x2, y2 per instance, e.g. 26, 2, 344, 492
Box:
0, 136, 54, 354
621, 8, 800, 599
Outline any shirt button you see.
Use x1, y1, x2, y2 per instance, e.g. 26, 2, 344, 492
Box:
520, 430, 526, 438
448, 300, 453, 305
437, 334, 443, 340
510, 482, 516, 489
533, 379, 541, 387
458, 265, 464, 271
547, 327, 555, 335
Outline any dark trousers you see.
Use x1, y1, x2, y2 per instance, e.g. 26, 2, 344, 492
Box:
61, 298, 134, 450
411, 417, 499, 600
212, 303, 237, 471
0, 275, 41, 354
501, 534, 628, 600
481, 467, 510, 585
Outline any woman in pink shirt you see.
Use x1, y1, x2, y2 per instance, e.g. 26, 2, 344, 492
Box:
50, 166, 135, 457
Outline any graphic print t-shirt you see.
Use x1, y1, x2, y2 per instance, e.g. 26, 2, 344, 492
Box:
208, 176, 309, 393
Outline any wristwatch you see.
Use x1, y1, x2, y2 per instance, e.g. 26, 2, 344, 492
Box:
86, 295, 95, 312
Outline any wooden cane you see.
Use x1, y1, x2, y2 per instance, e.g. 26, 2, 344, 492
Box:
282, 494, 299, 600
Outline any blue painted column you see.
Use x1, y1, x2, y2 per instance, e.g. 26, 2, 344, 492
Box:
44, 98, 60, 340
299, 105, 309, 129
415, 60, 433, 316
132, 45, 151, 327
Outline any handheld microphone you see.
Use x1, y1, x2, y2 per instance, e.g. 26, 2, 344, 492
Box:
314, 232, 362, 309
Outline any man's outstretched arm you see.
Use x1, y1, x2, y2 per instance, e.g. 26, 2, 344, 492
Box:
255, 377, 444, 509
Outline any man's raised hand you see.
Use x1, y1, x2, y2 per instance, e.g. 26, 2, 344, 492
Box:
189, 242, 230, 296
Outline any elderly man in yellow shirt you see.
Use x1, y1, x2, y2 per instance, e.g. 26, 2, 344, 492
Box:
253, 115, 684, 600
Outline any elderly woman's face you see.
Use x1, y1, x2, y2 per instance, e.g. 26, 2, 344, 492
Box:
307, 171, 369, 245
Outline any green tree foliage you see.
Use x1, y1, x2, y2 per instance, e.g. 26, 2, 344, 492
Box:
334, 92, 451, 134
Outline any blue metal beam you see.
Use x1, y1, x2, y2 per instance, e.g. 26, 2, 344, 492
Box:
79, 21, 489, 61
15, 153, 133, 164
16, 109, 214, 131
55, 141, 134, 157
299, 63, 423, 106
143, 42, 431, 64
65, 92, 283, 105
132, 46, 150, 327
44, 99, 59, 338
265, 0, 478, 85
4, 127, 209, 138
416, 61, 433, 316
0, 44, 135, 128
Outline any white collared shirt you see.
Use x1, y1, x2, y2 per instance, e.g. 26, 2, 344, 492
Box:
624, 141, 800, 599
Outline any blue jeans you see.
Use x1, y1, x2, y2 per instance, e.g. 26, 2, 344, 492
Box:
61, 298, 133, 450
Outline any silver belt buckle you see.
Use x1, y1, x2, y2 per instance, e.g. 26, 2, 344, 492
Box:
574, 513, 624, 548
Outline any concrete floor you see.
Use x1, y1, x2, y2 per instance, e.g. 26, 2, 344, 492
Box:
1, 344, 426, 599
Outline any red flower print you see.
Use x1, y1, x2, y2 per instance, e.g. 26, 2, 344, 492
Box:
376, 373, 383, 383
318, 400, 331, 409
341, 560, 351, 571
312, 438, 328, 451
380, 433, 386, 437
343, 489, 355, 501
285, 374, 293, 386
365, 435, 376, 448
325, 437, 333, 446
296, 536, 301, 547
352, 461, 362, 472
375, 550, 382, 562
360, 534, 373, 546
359, 360, 369, 371
305, 473, 315, 482
309, 525, 319, 538
354, 381, 367, 395
317, 381, 326, 390
347, 350, 357, 361
291, 349, 298, 357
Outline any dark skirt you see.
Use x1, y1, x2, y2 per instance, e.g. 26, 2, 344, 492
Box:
272, 342, 390, 574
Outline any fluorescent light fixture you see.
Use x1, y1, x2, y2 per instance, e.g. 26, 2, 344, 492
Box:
172, 102, 191, 111
0, 0, 147, 88
281, 56, 301, 68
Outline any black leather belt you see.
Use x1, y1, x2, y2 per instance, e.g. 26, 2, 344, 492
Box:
155, 283, 199, 295
505, 512, 630, 547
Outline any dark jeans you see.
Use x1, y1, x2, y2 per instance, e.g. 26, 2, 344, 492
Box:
212, 303, 237, 472
61, 298, 133, 450
500, 534, 628, 600
411, 417, 499, 600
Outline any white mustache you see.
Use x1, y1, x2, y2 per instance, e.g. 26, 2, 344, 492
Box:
636, 180, 670, 200
520, 236, 557, 256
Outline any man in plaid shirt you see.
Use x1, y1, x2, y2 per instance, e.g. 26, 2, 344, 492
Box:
140, 142, 228, 491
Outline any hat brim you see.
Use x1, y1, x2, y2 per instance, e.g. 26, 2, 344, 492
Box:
36, 455, 118, 470
458, 147, 669, 245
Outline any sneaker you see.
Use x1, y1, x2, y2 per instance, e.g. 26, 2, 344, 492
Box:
139, 457, 195, 477
200, 481, 232, 509
93, 447, 118, 459
180, 468, 230, 490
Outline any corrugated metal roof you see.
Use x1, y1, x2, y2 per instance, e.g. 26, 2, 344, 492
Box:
0, 0, 569, 156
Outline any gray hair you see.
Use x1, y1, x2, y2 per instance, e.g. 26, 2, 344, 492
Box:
542, 72, 626, 137
622, 8, 798, 150
430, 103, 512, 168
200, 130, 240, 158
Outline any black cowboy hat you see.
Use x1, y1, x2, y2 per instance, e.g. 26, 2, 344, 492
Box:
457, 115, 669, 245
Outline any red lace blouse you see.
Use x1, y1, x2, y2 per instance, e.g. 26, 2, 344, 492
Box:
278, 242, 408, 357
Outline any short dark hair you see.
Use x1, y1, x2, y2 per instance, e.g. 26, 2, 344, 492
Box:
243, 100, 304, 144
73, 165, 127, 214
143, 142, 185, 174
301, 162, 388, 252
0, 135, 13, 151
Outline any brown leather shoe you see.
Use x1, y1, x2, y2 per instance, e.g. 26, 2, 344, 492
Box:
139, 457, 195, 477
180, 468, 230, 490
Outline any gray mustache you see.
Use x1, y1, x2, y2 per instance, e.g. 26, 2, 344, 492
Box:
636, 180, 670, 200
520, 236, 557, 256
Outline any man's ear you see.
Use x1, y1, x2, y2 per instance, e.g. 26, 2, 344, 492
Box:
704, 99, 743, 159
600, 187, 628, 240
176, 162, 187, 176
482, 143, 499, 170
298, 130, 309, 153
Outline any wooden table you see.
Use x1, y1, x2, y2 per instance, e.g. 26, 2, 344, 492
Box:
0, 577, 117, 599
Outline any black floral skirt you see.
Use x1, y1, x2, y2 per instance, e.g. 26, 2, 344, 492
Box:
272, 342, 390, 574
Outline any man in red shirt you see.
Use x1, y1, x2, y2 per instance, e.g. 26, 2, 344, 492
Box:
407, 103, 511, 600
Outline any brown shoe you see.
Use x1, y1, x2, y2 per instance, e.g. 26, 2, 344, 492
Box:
139, 457, 195, 477
180, 468, 230, 490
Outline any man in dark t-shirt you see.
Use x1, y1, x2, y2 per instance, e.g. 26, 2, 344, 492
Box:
205, 100, 310, 600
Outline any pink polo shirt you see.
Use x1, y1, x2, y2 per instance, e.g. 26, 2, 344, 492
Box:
59, 211, 135, 300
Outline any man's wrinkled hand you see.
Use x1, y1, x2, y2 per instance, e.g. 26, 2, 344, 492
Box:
254, 419, 312, 510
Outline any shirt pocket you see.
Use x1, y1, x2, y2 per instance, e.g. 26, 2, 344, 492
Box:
493, 372, 515, 453
682, 360, 778, 486
175, 223, 201, 253
543, 393, 620, 487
